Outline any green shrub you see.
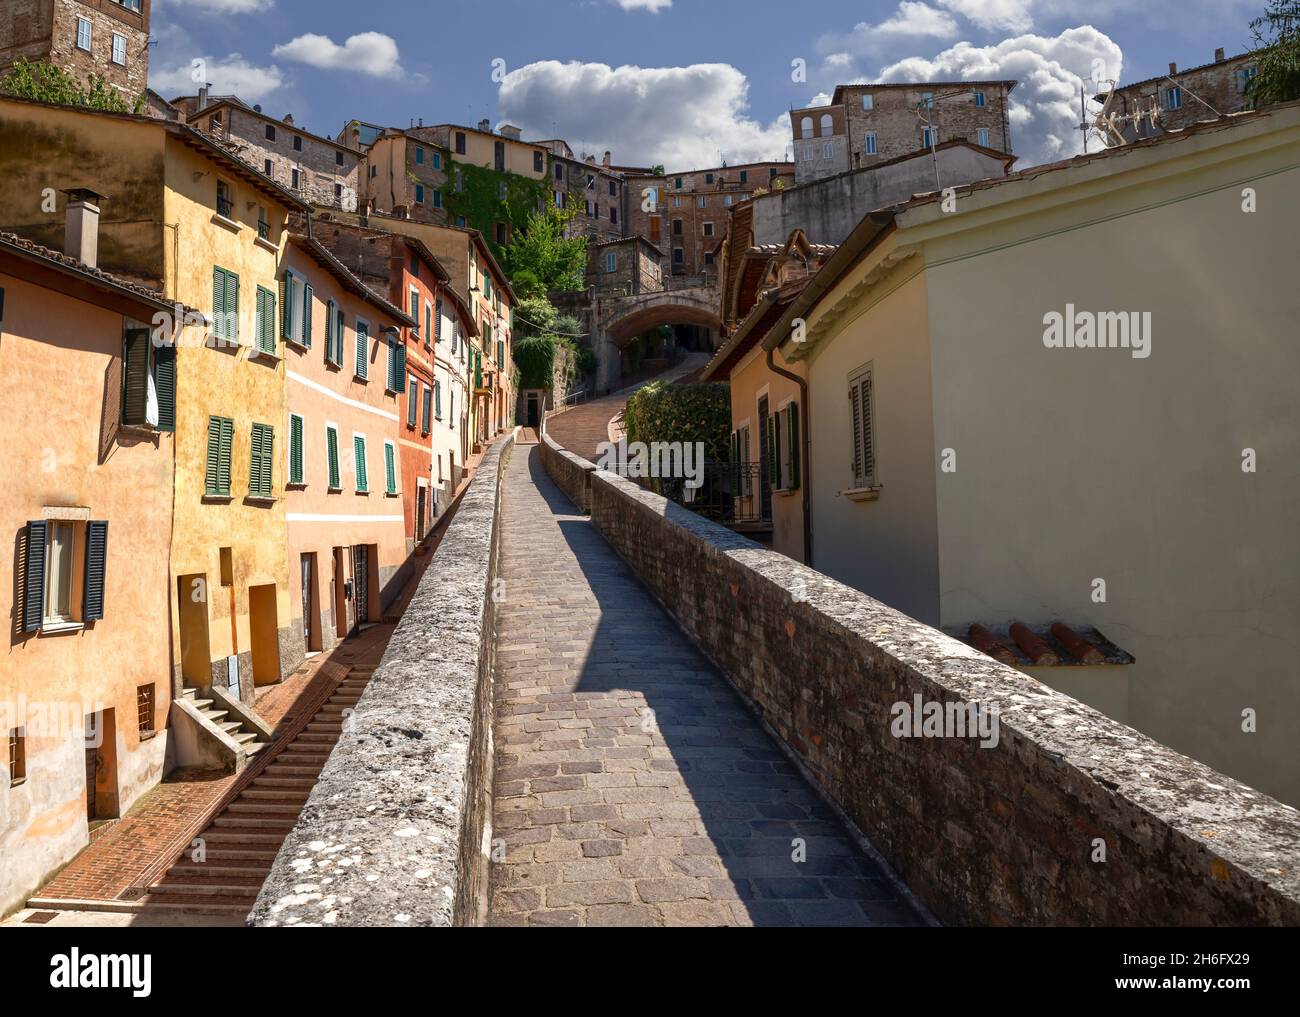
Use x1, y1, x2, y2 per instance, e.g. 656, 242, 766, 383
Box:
623, 381, 731, 461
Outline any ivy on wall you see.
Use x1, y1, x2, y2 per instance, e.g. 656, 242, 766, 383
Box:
443, 157, 551, 265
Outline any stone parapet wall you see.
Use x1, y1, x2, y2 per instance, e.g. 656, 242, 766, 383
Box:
541, 448, 1300, 925
249, 435, 514, 927
539, 425, 594, 512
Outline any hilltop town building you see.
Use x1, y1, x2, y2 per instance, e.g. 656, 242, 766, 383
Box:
0, 0, 150, 99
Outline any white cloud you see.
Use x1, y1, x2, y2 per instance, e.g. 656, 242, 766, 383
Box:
936, 0, 1036, 33
150, 54, 284, 100
497, 61, 791, 169
272, 32, 403, 78
878, 26, 1123, 167
879, 2, 961, 36
613, 0, 672, 10
816, 2, 959, 64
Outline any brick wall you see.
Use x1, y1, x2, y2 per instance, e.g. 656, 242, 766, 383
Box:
840, 84, 1012, 170
249, 434, 515, 927
46, 0, 149, 97
550, 457, 1300, 925
1108, 53, 1257, 140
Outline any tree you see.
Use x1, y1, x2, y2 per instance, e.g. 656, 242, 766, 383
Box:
0, 58, 141, 114
500, 193, 588, 300
1248, 1, 1300, 106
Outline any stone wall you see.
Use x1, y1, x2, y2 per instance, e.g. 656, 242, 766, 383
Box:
539, 425, 594, 512
548, 455, 1300, 925
249, 434, 515, 927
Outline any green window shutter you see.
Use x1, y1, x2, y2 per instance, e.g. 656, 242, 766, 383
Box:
355, 321, 368, 379
425, 304, 431, 343
302, 284, 313, 348
435, 298, 443, 342
249, 423, 264, 495
155, 344, 176, 432
280, 274, 291, 342
212, 269, 223, 342
289, 414, 304, 485
423, 385, 433, 432
82, 520, 108, 621
326, 427, 340, 489
254, 288, 265, 352
410, 291, 419, 323
767, 414, 778, 489
730, 430, 740, 490
354, 435, 368, 492
497, 339, 504, 367
205, 416, 223, 495
407, 380, 419, 427
786, 405, 800, 489
219, 416, 233, 494
324, 299, 335, 360
260, 424, 274, 496
249, 422, 274, 497
121, 328, 150, 425
335, 308, 345, 365
396, 342, 407, 391
21, 520, 47, 632
384, 443, 397, 494
387, 338, 398, 391
226, 272, 239, 344
431, 381, 439, 422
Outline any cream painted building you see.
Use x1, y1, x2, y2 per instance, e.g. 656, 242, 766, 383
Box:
767, 102, 1300, 806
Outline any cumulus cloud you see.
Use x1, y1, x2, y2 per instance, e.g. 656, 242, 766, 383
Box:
878, 26, 1123, 166
936, 0, 1035, 33
613, 0, 672, 10
816, 2, 959, 60
497, 61, 791, 169
150, 54, 284, 100
272, 32, 403, 78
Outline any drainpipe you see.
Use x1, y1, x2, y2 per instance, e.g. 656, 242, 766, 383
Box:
765, 348, 812, 567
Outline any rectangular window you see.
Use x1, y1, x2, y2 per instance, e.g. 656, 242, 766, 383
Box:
534, 151, 544, 172
416, 183, 425, 204
863, 94, 874, 110
433, 152, 442, 169
122, 327, 175, 431
977, 128, 990, 148
848, 367, 876, 489
434, 297, 443, 342
266, 124, 276, 141
428, 382, 438, 426
76, 17, 91, 50
675, 177, 683, 189
672, 218, 683, 236
386, 335, 406, 393
739, 170, 748, 183
264, 159, 272, 175
112, 34, 126, 65
336, 150, 344, 166
864, 132, 878, 155
137, 684, 155, 736
293, 135, 302, 152
672, 248, 684, 264
384, 441, 398, 495
205, 415, 234, 496
455, 131, 466, 154
703, 222, 714, 237
610, 206, 617, 224
425, 302, 432, 346
289, 413, 305, 485
605, 251, 618, 273
973, 90, 986, 107
216, 179, 233, 219
353, 434, 369, 492
1164, 85, 1183, 110
433, 190, 442, 209
415, 146, 424, 165
8, 729, 25, 785
354, 319, 369, 379
326, 424, 341, 489
408, 379, 419, 428
291, 168, 300, 190
249, 422, 274, 498
43, 521, 75, 624
697, 196, 706, 209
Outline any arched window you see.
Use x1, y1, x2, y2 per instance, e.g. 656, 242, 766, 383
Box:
800, 116, 814, 139
820, 113, 834, 137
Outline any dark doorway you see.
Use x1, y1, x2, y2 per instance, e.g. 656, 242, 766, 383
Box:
352, 544, 370, 629
527, 394, 540, 427
758, 395, 773, 522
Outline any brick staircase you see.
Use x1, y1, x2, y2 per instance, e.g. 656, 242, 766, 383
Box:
142, 666, 375, 916
179, 687, 269, 757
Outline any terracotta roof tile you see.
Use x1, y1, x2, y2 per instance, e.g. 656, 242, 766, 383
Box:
0, 231, 185, 313
959, 621, 1134, 668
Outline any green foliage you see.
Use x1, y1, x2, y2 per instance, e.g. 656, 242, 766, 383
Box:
443, 158, 551, 266
500, 193, 589, 300
0, 58, 141, 113
511, 302, 591, 389
514, 333, 560, 389
623, 381, 731, 462
514, 293, 558, 336
1248, 1, 1300, 106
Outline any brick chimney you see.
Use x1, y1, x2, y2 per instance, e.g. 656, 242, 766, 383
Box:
1215, 47, 1226, 62
62, 188, 105, 268
478, 118, 491, 133
603, 150, 611, 168
1169, 62, 1178, 75
284, 113, 294, 126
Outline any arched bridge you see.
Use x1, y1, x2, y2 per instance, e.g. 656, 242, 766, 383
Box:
597, 286, 720, 344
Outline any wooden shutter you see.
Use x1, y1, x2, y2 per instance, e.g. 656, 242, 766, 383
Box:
259, 424, 274, 496
355, 322, 368, 379
396, 342, 407, 391
155, 344, 176, 431
250, 422, 274, 496
280, 275, 291, 342
730, 430, 740, 491
786, 405, 800, 489
289, 415, 304, 484
82, 520, 108, 621
255, 288, 266, 352
407, 380, 419, 427
387, 338, 397, 391
324, 299, 335, 361
122, 328, 151, 425
423, 385, 433, 432
850, 371, 874, 486
326, 427, 340, 489
205, 416, 223, 495
21, 520, 47, 632
302, 284, 313, 348
212, 269, 224, 342
435, 298, 443, 341
767, 414, 779, 489
354, 435, 368, 491
384, 443, 396, 494
226, 272, 239, 344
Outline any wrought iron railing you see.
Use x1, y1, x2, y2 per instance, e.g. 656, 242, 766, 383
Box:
610, 460, 768, 526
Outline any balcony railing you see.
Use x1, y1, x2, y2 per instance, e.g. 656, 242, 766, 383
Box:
615, 460, 769, 527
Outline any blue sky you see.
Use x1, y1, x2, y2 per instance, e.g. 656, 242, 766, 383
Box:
150, 0, 1266, 169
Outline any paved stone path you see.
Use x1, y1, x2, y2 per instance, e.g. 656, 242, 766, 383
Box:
487, 446, 925, 927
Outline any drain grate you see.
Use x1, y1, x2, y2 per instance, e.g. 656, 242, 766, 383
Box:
24, 911, 59, 924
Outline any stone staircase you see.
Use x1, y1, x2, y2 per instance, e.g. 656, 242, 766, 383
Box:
144, 667, 375, 916
179, 687, 269, 758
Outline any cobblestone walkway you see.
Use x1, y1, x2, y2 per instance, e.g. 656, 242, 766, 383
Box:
487, 447, 924, 927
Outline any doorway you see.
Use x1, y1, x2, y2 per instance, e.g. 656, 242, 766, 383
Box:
176, 574, 212, 689
351, 545, 370, 630
526, 393, 540, 427
416, 485, 428, 541
300, 553, 320, 653
248, 584, 281, 686
84, 709, 118, 823
332, 547, 348, 639
758, 395, 773, 523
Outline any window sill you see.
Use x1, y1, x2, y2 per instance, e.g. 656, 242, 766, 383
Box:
140, 730, 157, 742
354, 375, 369, 383
39, 620, 84, 636
355, 490, 370, 496
212, 213, 242, 234
202, 493, 234, 504
327, 486, 343, 494
253, 235, 279, 254
841, 485, 882, 502
386, 491, 400, 498
775, 488, 799, 498
285, 482, 307, 491
245, 495, 277, 506
250, 347, 281, 363
118, 423, 164, 439
284, 337, 309, 351
9, 777, 26, 788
